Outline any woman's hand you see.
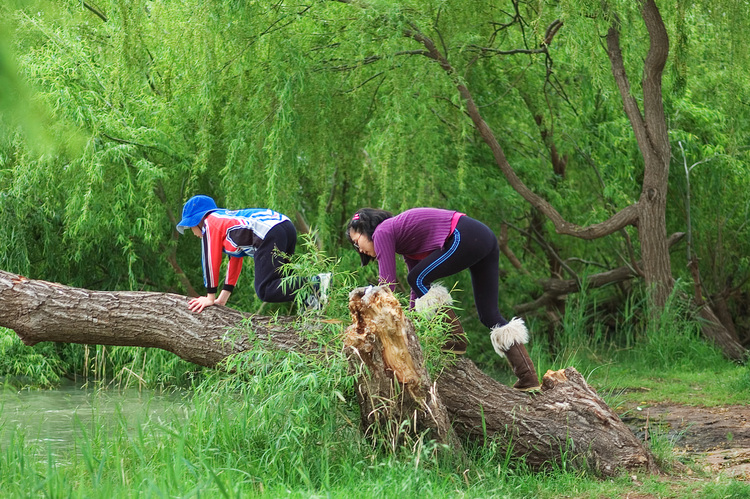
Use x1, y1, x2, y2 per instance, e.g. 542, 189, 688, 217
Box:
188, 295, 216, 313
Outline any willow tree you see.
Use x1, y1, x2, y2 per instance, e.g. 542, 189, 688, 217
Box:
1, 1, 352, 306
3, 0, 750, 357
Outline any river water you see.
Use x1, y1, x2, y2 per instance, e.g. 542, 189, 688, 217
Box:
0, 380, 189, 461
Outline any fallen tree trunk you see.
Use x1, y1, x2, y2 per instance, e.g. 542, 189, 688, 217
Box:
438, 360, 653, 474
344, 286, 657, 476
0, 270, 657, 476
0, 271, 309, 367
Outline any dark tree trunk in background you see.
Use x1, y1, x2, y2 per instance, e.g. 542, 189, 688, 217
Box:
0, 270, 658, 476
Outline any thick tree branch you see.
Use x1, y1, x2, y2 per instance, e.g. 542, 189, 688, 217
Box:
514, 232, 686, 314
543, 19, 564, 46
497, 224, 528, 273
0, 270, 306, 367
83, 1, 108, 23
465, 45, 548, 56
403, 26, 640, 240
331, 3, 635, 240
640, 0, 670, 165
604, 1, 669, 177
605, 19, 649, 165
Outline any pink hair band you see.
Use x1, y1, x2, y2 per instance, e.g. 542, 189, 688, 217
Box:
352, 213, 360, 220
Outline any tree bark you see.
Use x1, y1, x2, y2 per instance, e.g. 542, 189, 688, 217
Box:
602, 1, 744, 359
0, 270, 658, 476
606, 0, 673, 309
344, 286, 657, 476
0, 270, 309, 367
439, 361, 655, 475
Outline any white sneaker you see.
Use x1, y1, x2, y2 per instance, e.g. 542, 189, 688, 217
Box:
305, 273, 331, 311
306, 294, 321, 310
317, 272, 332, 307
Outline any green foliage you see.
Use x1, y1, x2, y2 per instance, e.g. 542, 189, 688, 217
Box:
0, 328, 64, 387
0, 327, 199, 389
633, 284, 726, 372
731, 362, 750, 395
2, 0, 750, 493
407, 306, 463, 377
279, 232, 351, 318
3, 0, 750, 337
1, 381, 748, 498
188, 348, 363, 491
549, 279, 727, 379
3, 305, 750, 496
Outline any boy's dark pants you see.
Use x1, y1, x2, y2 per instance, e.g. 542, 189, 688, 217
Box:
253, 220, 305, 302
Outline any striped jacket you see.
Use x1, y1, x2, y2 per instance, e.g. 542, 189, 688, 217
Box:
200, 208, 289, 293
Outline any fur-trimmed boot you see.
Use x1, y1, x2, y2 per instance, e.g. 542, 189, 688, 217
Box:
490, 318, 541, 391
414, 284, 468, 355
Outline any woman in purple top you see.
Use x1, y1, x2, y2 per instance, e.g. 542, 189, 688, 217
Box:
346, 207, 541, 391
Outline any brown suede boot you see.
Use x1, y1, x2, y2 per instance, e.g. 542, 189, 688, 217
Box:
503, 342, 541, 391
490, 318, 541, 392
440, 308, 468, 355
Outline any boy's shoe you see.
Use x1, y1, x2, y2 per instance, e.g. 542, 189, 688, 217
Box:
306, 273, 332, 311
305, 294, 321, 310
318, 272, 332, 307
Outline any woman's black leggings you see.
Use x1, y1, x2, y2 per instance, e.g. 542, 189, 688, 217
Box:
406, 216, 507, 328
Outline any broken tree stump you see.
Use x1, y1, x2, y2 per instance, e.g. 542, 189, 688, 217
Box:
437, 359, 658, 475
343, 285, 460, 450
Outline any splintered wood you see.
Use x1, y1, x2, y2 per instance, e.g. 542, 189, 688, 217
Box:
343, 285, 658, 475
343, 286, 459, 448
344, 285, 419, 384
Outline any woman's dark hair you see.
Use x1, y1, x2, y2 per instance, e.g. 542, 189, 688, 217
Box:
346, 208, 393, 266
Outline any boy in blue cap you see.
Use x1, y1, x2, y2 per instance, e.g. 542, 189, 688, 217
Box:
177, 195, 329, 313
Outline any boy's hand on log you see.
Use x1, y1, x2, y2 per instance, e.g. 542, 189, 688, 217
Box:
214, 289, 231, 307
188, 295, 215, 313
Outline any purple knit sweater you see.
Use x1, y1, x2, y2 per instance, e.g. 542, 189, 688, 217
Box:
373, 208, 458, 290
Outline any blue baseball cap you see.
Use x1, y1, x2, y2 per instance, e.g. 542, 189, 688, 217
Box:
176, 195, 219, 234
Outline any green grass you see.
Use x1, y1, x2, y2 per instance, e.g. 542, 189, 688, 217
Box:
0, 399, 746, 499
1, 348, 749, 498
590, 363, 750, 407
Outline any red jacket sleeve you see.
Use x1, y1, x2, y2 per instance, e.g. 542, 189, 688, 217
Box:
224, 256, 243, 291
201, 219, 226, 294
